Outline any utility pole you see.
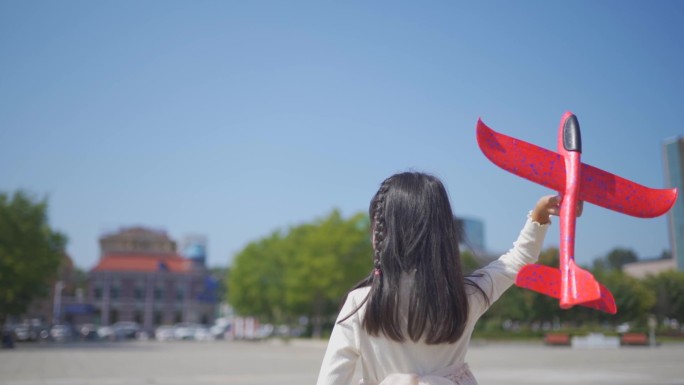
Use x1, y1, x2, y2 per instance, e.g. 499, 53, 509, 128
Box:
53, 281, 65, 325
648, 314, 657, 348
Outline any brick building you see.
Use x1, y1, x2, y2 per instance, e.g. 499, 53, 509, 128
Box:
88, 227, 217, 333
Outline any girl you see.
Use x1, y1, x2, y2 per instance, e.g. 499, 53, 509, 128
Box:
316, 171, 569, 385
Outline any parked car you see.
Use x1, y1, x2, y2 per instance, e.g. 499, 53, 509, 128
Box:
97, 326, 115, 341
210, 318, 232, 339
173, 322, 199, 340
154, 325, 175, 341
13, 320, 49, 342
78, 324, 99, 340
2, 324, 16, 348
50, 324, 75, 342
13, 324, 32, 342
193, 325, 214, 341
111, 321, 141, 340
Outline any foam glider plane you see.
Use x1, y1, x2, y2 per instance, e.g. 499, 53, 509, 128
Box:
477, 112, 678, 314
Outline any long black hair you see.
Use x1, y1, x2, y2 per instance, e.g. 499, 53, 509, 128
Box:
341, 172, 487, 344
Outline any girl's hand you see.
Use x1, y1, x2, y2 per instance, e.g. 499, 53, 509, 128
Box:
531, 195, 583, 224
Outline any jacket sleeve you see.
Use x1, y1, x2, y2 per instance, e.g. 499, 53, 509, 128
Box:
468, 212, 550, 317
316, 292, 362, 385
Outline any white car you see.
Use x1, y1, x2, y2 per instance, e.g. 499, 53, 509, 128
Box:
193, 325, 214, 341
50, 324, 74, 342
173, 323, 199, 340
97, 326, 114, 340
154, 325, 175, 341
210, 318, 232, 339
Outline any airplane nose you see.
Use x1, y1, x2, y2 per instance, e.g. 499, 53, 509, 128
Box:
562, 113, 582, 153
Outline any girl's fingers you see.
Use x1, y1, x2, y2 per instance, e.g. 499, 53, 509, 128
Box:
544, 195, 582, 217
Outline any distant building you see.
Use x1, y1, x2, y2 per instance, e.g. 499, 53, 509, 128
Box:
99, 226, 176, 256
88, 227, 217, 333
623, 256, 676, 279
664, 136, 684, 270
623, 137, 684, 279
180, 234, 208, 268
456, 216, 486, 253
22, 253, 88, 326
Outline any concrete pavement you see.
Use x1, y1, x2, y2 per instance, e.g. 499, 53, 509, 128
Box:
1, 339, 683, 385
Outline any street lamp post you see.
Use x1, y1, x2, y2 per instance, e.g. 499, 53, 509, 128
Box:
53, 281, 65, 325
648, 314, 657, 348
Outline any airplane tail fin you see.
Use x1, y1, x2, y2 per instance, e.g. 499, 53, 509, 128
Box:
516, 264, 617, 314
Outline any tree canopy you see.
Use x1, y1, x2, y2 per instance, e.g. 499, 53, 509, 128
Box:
228, 210, 372, 337
0, 191, 66, 324
481, 246, 679, 333
644, 270, 684, 322
227, 211, 683, 337
604, 248, 639, 271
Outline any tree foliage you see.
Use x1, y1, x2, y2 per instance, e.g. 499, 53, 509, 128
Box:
460, 250, 479, 275
0, 191, 66, 324
229, 210, 684, 337
605, 248, 638, 271
228, 232, 287, 321
228, 210, 372, 336
596, 269, 655, 324
479, 246, 664, 330
644, 270, 684, 322
593, 247, 638, 272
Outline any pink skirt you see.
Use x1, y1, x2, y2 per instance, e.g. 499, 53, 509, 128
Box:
365, 363, 477, 385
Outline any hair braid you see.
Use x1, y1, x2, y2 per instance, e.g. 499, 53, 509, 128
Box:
372, 179, 391, 277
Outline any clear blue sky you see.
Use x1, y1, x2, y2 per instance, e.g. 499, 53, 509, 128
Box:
2, 1, 683, 269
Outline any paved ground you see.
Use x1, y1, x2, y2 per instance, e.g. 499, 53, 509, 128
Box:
1, 339, 683, 385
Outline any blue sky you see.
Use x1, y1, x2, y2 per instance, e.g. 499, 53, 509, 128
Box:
1, 1, 683, 269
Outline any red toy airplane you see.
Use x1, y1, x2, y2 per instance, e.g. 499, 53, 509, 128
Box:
477, 112, 678, 314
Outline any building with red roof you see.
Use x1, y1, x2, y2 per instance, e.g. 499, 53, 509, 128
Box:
87, 227, 217, 334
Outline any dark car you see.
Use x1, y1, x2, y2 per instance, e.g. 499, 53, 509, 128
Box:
50, 324, 76, 342
78, 324, 99, 340
2, 324, 15, 348
13, 320, 49, 342
111, 321, 141, 340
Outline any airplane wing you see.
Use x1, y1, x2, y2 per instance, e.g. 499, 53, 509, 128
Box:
477, 118, 678, 218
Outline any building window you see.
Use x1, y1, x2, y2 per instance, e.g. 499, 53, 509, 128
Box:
176, 288, 184, 302
134, 311, 143, 324
135, 287, 144, 300
110, 309, 119, 324
94, 287, 102, 299
154, 286, 163, 300
111, 286, 120, 300
174, 311, 182, 324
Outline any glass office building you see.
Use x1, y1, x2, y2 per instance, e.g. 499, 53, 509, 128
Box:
456, 216, 486, 253
664, 137, 684, 270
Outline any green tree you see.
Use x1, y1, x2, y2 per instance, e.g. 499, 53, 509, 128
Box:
460, 250, 480, 275
283, 211, 371, 337
538, 247, 560, 267
644, 270, 684, 322
484, 285, 531, 322
527, 248, 565, 322
0, 191, 66, 325
228, 232, 287, 321
532, 250, 649, 325
228, 210, 372, 337
595, 269, 655, 325
602, 248, 638, 271
478, 247, 562, 326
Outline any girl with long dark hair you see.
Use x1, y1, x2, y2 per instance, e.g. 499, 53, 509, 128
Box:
317, 171, 569, 385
